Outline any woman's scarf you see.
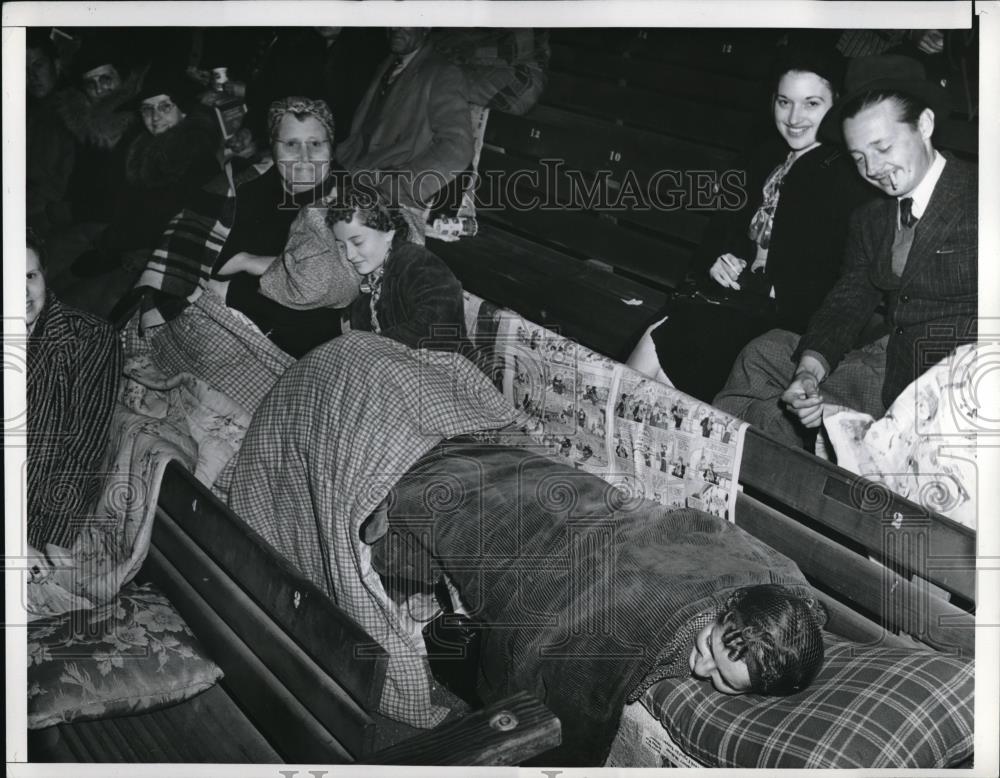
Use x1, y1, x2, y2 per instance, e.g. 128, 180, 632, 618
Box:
746, 150, 797, 252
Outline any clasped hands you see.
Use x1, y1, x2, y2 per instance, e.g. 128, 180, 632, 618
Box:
780, 354, 827, 429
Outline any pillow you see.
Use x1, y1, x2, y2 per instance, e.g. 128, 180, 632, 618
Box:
28, 581, 223, 729
643, 633, 974, 768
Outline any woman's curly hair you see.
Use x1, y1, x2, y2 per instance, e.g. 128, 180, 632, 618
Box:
325, 183, 410, 246
716, 584, 825, 695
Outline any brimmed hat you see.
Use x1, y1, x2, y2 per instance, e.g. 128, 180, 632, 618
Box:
819, 54, 950, 143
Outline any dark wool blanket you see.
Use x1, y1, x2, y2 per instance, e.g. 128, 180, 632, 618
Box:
383, 439, 817, 766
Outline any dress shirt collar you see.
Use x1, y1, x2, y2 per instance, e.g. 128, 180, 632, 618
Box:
900, 150, 946, 223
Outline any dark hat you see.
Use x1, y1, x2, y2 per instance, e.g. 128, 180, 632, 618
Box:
134, 65, 198, 112
819, 54, 950, 143
769, 43, 847, 96
73, 31, 130, 80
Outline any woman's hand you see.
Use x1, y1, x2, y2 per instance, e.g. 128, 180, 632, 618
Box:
709, 253, 747, 290
216, 251, 276, 277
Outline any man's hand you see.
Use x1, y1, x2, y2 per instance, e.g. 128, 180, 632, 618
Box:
912, 29, 945, 55
709, 253, 746, 290
781, 355, 827, 428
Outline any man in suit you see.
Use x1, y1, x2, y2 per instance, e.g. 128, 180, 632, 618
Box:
335, 27, 473, 223
714, 55, 977, 448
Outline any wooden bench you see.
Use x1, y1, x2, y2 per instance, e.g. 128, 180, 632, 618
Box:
29, 461, 561, 765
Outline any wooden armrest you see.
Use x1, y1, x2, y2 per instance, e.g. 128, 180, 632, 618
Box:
365, 691, 560, 766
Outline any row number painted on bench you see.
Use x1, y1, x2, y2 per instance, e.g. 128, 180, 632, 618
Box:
609, 150, 622, 162
529, 128, 541, 139
637, 30, 648, 40
722, 43, 733, 54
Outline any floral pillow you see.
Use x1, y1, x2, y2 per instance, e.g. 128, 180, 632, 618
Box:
28, 581, 223, 729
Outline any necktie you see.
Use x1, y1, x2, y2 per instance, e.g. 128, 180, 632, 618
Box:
380, 58, 404, 94
899, 197, 918, 229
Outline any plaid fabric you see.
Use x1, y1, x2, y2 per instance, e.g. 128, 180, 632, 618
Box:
136, 159, 274, 329
227, 331, 519, 728
142, 290, 294, 416
644, 634, 974, 768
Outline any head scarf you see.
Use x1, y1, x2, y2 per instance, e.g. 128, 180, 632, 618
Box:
266, 96, 336, 144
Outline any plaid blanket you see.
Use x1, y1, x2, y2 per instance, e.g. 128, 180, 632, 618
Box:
136, 158, 274, 329
227, 331, 520, 728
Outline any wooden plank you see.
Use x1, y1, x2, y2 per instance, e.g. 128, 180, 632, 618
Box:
158, 461, 388, 712
550, 43, 766, 111
735, 493, 975, 657
740, 429, 976, 602
38, 685, 282, 763
142, 544, 354, 763
151, 507, 378, 758
367, 691, 560, 766
479, 204, 692, 290
477, 146, 710, 246
541, 71, 752, 150
813, 591, 914, 649
434, 224, 668, 361
487, 105, 735, 175
550, 28, 779, 80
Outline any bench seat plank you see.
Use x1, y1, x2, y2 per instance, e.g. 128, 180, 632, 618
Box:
29, 685, 281, 763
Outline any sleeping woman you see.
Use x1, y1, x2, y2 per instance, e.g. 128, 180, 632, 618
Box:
224, 330, 826, 763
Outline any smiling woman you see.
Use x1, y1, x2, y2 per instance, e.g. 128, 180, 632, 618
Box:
326, 184, 467, 351
626, 44, 877, 403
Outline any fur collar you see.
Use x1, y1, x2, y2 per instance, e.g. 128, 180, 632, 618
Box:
125, 110, 219, 187
52, 70, 143, 149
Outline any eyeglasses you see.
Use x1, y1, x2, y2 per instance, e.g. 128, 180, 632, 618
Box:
140, 100, 177, 119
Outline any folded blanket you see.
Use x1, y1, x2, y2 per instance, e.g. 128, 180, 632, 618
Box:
823, 343, 977, 529
227, 331, 521, 728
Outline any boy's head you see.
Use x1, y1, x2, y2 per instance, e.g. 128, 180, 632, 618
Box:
689, 584, 824, 696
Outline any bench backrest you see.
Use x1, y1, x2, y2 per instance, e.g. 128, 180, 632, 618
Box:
143, 461, 388, 763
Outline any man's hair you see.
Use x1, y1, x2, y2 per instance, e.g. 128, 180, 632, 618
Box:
840, 89, 930, 128
716, 583, 824, 695
326, 184, 411, 245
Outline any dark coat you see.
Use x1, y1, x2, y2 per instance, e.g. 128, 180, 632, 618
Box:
349, 241, 466, 350
102, 109, 221, 252
336, 44, 474, 209
651, 140, 877, 402
695, 138, 878, 333
797, 155, 978, 408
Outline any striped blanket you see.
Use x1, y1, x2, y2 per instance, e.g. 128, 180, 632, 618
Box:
227, 332, 520, 728
136, 158, 275, 329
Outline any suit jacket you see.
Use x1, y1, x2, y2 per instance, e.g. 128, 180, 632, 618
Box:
797, 154, 977, 408
335, 44, 474, 208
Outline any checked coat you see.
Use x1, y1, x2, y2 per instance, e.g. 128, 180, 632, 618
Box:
796, 154, 977, 409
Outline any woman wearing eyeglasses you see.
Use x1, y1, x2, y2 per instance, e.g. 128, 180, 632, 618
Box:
72, 66, 223, 281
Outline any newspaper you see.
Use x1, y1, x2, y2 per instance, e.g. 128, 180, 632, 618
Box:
489, 303, 747, 521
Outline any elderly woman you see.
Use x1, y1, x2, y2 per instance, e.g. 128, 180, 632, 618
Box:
326, 185, 467, 350
73, 66, 223, 278
140, 97, 359, 360
626, 48, 876, 402
26, 231, 122, 549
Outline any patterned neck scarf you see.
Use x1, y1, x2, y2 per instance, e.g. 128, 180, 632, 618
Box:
363, 266, 386, 334
747, 151, 797, 251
